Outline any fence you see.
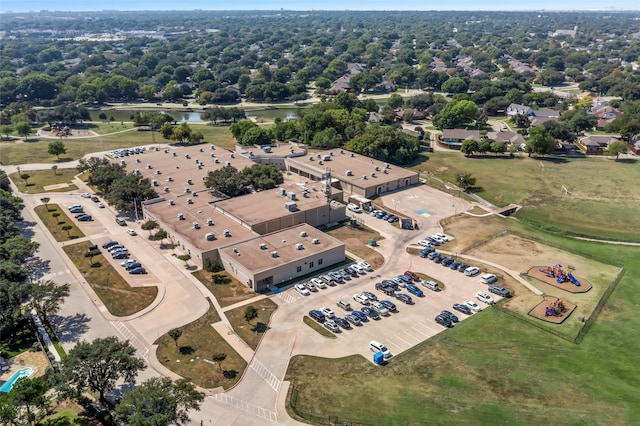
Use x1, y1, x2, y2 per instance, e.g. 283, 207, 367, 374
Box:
288, 385, 375, 426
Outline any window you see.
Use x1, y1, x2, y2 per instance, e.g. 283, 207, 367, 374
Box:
309, 261, 314, 268
318, 258, 323, 265
296, 266, 302, 272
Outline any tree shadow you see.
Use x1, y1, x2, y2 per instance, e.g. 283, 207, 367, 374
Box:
212, 274, 231, 285
26, 256, 51, 281
616, 158, 637, 164
179, 346, 195, 355
538, 156, 569, 164
49, 312, 91, 343
57, 157, 74, 163
251, 322, 269, 334
223, 370, 238, 380
17, 220, 37, 239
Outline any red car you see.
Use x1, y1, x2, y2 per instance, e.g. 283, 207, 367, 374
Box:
404, 270, 419, 281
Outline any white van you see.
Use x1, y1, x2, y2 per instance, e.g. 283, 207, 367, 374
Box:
464, 266, 480, 276
369, 340, 391, 358
347, 203, 362, 213
481, 273, 497, 284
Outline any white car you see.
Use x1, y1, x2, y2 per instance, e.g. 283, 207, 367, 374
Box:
96, 202, 105, 208
294, 284, 310, 296
434, 233, 449, 242
352, 264, 366, 274
80, 192, 91, 198
347, 203, 362, 213
392, 277, 407, 288
353, 293, 370, 305
121, 259, 138, 267
431, 235, 446, 243
127, 229, 137, 236
311, 278, 327, 289
371, 301, 390, 316
417, 240, 432, 247
358, 261, 373, 272
319, 307, 335, 319
464, 266, 480, 276
476, 291, 495, 305
304, 281, 318, 292
464, 300, 482, 313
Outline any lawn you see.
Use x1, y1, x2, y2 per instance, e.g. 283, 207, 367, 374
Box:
285, 220, 640, 425
34, 204, 85, 242
224, 298, 279, 350
9, 169, 79, 194
62, 241, 158, 317
325, 222, 385, 269
192, 269, 257, 308
155, 299, 247, 389
302, 315, 337, 339
411, 151, 640, 241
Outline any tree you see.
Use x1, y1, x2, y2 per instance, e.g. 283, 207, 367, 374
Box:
141, 220, 158, 237
490, 141, 507, 155
0, 125, 13, 140
525, 126, 556, 157
40, 197, 50, 211
85, 250, 97, 267
477, 140, 492, 155
2, 234, 39, 263
51, 165, 58, 175
211, 352, 227, 373
51, 212, 60, 224
61, 225, 73, 237
460, 139, 479, 156
114, 377, 204, 426
177, 254, 191, 267
98, 112, 107, 122
442, 77, 469, 94
387, 93, 404, 109
8, 377, 51, 425
169, 328, 182, 347
20, 173, 30, 186
54, 337, 145, 402
456, 172, 476, 190
30, 279, 70, 324
154, 229, 168, 247
15, 122, 31, 140
433, 99, 478, 129
244, 306, 258, 324
604, 141, 628, 160
48, 140, 67, 160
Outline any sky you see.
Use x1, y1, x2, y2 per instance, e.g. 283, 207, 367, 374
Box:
0, 0, 639, 12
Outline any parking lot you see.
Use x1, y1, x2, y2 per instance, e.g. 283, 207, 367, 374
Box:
277, 254, 504, 362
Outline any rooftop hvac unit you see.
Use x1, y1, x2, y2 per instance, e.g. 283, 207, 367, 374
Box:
300, 231, 308, 237
330, 151, 334, 156
296, 243, 304, 250
134, 169, 140, 174
249, 151, 254, 157
147, 164, 152, 169
371, 172, 376, 177
287, 192, 297, 200
350, 153, 355, 157
164, 149, 169, 153
259, 243, 267, 250
384, 163, 389, 169
187, 179, 193, 185
187, 198, 193, 204
278, 188, 287, 196
177, 213, 185, 220
164, 186, 170, 193
185, 154, 190, 159
136, 158, 141, 163
168, 200, 175, 205
229, 153, 235, 158
223, 229, 231, 237
270, 251, 279, 258
192, 222, 200, 229
152, 180, 158, 186
210, 145, 215, 150
263, 146, 272, 153
284, 202, 298, 212
197, 164, 202, 170
346, 170, 353, 176
383, 169, 388, 174
316, 154, 321, 158
374, 165, 379, 171
155, 169, 161, 174
205, 232, 215, 241
309, 156, 314, 161
318, 160, 323, 165
184, 187, 190, 193
340, 150, 344, 154
362, 175, 367, 180
120, 160, 126, 166
312, 238, 320, 244
167, 176, 173, 182
206, 218, 214, 226
193, 191, 198, 197
211, 153, 216, 158
232, 248, 238, 253
323, 155, 330, 161
214, 158, 220, 164
172, 152, 177, 157
225, 161, 231, 167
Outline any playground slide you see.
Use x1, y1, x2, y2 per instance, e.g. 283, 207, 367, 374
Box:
568, 273, 581, 286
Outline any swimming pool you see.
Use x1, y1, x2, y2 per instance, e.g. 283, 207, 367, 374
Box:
0, 367, 34, 393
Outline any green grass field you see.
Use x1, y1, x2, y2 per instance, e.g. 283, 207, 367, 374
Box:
285, 220, 640, 425
412, 151, 640, 241
224, 298, 279, 350
34, 204, 85, 242
9, 169, 79, 194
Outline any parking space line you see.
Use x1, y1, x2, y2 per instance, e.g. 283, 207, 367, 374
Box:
417, 322, 439, 334
392, 335, 412, 348
403, 331, 422, 343
411, 326, 430, 337
208, 393, 280, 424
386, 340, 404, 351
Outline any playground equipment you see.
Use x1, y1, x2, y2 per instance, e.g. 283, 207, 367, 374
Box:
49, 125, 72, 137
540, 264, 581, 286
545, 298, 567, 317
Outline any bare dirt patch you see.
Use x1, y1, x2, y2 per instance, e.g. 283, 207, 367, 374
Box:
441, 214, 508, 253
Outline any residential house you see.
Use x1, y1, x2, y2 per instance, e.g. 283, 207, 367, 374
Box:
327, 63, 365, 94
394, 109, 426, 122
590, 105, 620, 130
487, 130, 526, 148
506, 103, 534, 117
576, 135, 620, 154
439, 129, 480, 150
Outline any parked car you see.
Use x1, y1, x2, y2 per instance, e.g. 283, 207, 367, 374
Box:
369, 340, 391, 358
115, 217, 127, 226
381, 280, 398, 290
464, 300, 482, 312
125, 262, 142, 271
380, 300, 397, 312
440, 310, 459, 323
347, 203, 362, 213
404, 270, 419, 281
352, 264, 366, 275
128, 267, 146, 275
464, 266, 480, 276
450, 261, 461, 270
334, 317, 351, 329
304, 281, 318, 292
457, 263, 470, 272
351, 310, 368, 322
353, 293, 369, 305
435, 314, 453, 328
69, 206, 83, 214
336, 300, 351, 311
453, 303, 472, 315
345, 266, 359, 277
406, 284, 424, 297
397, 274, 412, 284
386, 214, 398, 223
441, 258, 454, 267
375, 282, 395, 296
395, 293, 413, 304
361, 306, 380, 320
425, 237, 440, 246
476, 291, 495, 305
344, 314, 361, 326
324, 320, 340, 333
480, 273, 498, 284
68, 204, 82, 211
417, 240, 432, 247
329, 272, 344, 283
433, 255, 443, 264
108, 245, 125, 253
358, 261, 373, 272
127, 229, 137, 236
121, 259, 138, 267
488, 285, 512, 298
309, 310, 325, 322
361, 291, 377, 302
311, 278, 326, 289
371, 301, 390, 316
434, 233, 449, 242
427, 251, 440, 260
80, 192, 91, 198
102, 240, 119, 249
421, 280, 440, 291
77, 214, 93, 221
419, 247, 435, 258
91, 196, 100, 202
295, 284, 310, 296
338, 269, 352, 280
319, 275, 335, 286
96, 202, 105, 208
320, 307, 335, 319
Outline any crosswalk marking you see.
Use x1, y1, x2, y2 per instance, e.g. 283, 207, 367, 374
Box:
111, 321, 149, 360
208, 393, 280, 423
250, 357, 282, 392
275, 291, 297, 305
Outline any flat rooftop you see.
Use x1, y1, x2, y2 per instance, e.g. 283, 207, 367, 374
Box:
218, 223, 344, 274
215, 184, 332, 227
235, 142, 307, 159
287, 150, 417, 187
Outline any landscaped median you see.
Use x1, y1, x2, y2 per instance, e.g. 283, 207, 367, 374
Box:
155, 299, 247, 389
35, 204, 85, 242
9, 169, 79, 194
302, 316, 336, 339
192, 269, 256, 308
224, 299, 278, 350
62, 241, 157, 317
